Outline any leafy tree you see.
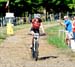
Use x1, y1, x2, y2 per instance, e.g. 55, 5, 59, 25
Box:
0, 0, 75, 17
68, 0, 75, 11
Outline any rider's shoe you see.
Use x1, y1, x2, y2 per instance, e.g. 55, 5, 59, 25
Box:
30, 44, 32, 49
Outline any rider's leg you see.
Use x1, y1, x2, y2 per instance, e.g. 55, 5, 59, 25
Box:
30, 28, 34, 48
65, 31, 69, 45
68, 32, 73, 47
65, 32, 72, 47
32, 29, 39, 48
30, 28, 39, 49
65, 38, 69, 45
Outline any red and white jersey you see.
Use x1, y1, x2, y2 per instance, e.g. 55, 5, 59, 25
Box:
31, 18, 42, 29
72, 20, 75, 32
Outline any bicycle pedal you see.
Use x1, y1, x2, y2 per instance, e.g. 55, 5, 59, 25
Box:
30, 47, 32, 49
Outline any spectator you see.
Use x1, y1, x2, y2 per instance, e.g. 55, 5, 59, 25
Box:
72, 16, 75, 40
58, 16, 72, 47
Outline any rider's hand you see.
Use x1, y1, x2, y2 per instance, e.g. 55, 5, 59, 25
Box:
57, 20, 61, 23
28, 31, 34, 35
41, 33, 46, 36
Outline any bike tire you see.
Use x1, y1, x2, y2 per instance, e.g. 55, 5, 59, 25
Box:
32, 42, 36, 59
34, 41, 39, 61
32, 43, 35, 58
35, 51, 38, 61
32, 41, 39, 61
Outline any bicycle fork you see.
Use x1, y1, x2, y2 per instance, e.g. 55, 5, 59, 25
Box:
33, 39, 36, 51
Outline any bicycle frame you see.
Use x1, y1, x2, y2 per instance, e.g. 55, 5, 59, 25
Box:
32, 33, 39, 61
33, 33, 39, 51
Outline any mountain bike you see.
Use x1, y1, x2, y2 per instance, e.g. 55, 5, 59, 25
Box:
31, 33, 39, 61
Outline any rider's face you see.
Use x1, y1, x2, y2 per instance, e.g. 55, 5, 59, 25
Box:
36, 19, 38, 22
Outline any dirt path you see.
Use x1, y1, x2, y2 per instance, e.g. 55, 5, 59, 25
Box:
0, 24, 75, 67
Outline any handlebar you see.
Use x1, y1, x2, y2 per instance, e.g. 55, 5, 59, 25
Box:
28, 33, 46, 36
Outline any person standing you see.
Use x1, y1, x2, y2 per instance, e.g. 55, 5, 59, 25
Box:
72, 16, 75, 40
58, 16, 72, 47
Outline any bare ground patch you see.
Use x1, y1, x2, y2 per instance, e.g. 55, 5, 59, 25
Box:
0, 24, 75, 67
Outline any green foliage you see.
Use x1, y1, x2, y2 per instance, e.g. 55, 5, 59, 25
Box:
0, 0, 7, 2
0, 24, 29, 44
68, 0, 75, 9
15, 0, 20, 3
0, 31, 7, 39
56, 1, 60, 5
0, 0, 75, 16
46, 25, 68, 48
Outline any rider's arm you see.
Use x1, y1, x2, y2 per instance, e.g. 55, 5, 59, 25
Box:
60, 22, 66, 27
57, 20, 66, 27
40, 23, 45, 33
72, 20, 75, 28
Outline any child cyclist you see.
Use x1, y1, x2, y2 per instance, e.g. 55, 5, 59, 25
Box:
29, 15, 45, 48
30, 15, 45, 35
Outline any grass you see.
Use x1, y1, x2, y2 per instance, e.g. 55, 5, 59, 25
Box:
46, 25, 68, 48
0, 24, 30, 44
14, 24, 30, 31
45, 22, 75, 58
0, 21, 68, 48
0, 21, 70, 48
0, 27, 7, 41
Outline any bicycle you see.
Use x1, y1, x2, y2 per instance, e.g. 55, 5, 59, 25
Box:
31, 33, 39, 61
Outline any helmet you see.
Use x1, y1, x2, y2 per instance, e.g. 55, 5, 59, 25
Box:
64, 16, 68, 19
34, 14, 41, 18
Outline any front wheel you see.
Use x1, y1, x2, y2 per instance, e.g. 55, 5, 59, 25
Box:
32, 41, 39, 61
35, 51, 38, 61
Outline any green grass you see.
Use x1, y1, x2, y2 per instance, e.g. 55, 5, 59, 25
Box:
14, 24, 30, 31
43, 20, 57, 24
0, 24, 30, 44
46, 25, 68, 48
0, 27, 7, 42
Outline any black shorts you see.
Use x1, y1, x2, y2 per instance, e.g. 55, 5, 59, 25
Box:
30, 27, 39, 33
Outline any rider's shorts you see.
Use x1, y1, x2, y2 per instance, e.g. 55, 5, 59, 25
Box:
65, 31, 73, 39
30, 27, 39, 33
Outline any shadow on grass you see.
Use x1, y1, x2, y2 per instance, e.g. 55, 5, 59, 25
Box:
38, 55, 58, 60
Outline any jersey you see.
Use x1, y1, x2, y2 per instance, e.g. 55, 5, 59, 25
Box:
64, 20, 72, 33
73, 21, 75, 32
32, 18, 42, 29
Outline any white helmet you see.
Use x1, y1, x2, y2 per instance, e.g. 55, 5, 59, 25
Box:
34, 14, 41, 18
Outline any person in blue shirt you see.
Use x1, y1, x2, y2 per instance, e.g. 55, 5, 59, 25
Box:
58, 16, 72, 47
64, 16, 72, 33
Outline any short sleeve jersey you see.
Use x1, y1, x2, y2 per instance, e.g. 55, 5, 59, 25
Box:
31, 18, 42, 29
64, 20, 72, 32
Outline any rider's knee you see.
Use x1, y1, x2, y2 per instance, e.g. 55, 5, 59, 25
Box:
30, 31, 34, 35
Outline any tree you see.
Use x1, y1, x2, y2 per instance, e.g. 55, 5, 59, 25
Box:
0, 0, 74, 17
68, 0, 75, 11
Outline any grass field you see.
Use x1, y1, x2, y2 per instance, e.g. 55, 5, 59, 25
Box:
0, 21, 68, 49
46, 24, 68, 48
0, 24, 30, 44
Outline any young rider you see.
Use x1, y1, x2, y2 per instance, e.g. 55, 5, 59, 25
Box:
30, 15, 45, 35
30, 15, 45, 48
